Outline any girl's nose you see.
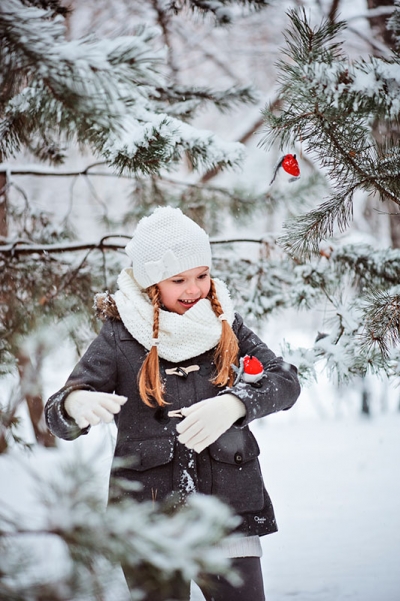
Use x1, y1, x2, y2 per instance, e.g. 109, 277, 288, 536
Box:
185, 281, 200, 295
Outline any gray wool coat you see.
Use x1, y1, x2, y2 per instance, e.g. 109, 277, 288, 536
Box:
45, 311, 301, 537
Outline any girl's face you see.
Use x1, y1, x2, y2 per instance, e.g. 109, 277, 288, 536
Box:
157, 266, 211, 314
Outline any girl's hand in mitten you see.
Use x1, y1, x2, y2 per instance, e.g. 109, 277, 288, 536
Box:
64, 390, 128, 429
176, 393, 246, 453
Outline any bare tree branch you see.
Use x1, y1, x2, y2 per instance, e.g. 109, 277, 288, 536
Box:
328, 0, 341, 24
0, 236, 269, 256
0, 171, 7, 238
0, 162, 113, 178
198, 97, 282, 184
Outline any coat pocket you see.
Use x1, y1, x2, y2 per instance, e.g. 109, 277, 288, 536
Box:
208, 428, 265, 514
111, 436, 175, 503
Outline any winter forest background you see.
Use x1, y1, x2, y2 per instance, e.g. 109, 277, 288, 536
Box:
1, 0, 400, 599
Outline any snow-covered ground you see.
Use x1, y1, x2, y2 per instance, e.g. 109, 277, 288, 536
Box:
2, 396, 400, 601
257, 412, 400, 601
193, 409, 400, 601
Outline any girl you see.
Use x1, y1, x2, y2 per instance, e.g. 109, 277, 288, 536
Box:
45, 206, 301, 601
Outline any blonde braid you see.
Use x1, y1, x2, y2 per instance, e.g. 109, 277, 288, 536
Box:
208, 279, 239, 386
138, 285, 167, 407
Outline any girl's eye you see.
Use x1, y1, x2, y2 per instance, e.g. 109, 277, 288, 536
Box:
172, 279, 184, 284
198, 273, 209, 279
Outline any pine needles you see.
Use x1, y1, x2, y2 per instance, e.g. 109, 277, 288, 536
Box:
261, 8, 400, 259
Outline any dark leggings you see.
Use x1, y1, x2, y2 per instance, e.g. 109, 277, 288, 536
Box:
200, 557, 266, 601
123, 556, 265, 601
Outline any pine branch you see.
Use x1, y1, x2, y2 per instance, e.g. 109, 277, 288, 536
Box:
261, 8, 400, 258
0, 459, 239, 600
169, 0, 270, 25
360, 287, 400, 357
1, 0, 249, 174
332, 244, 400, 289
18, 0, 69, 17
153, 84, 259, 118
279, 187, 356, 257
388, 1, 400, 49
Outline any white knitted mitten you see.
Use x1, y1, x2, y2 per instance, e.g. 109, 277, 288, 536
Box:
64, 390, 127, 429
176, 393, 246, 453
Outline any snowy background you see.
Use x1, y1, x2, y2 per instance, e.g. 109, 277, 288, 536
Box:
2, 0, 400, 599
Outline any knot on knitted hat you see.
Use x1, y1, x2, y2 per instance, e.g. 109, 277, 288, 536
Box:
125, 207, 212, 288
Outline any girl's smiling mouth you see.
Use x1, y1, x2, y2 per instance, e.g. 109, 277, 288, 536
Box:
179, 298, 200, 308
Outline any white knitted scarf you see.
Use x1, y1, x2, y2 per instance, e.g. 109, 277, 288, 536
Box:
114, 268, 235, 363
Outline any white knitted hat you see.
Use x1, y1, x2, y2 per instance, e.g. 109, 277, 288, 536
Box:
125, 207, 212, 288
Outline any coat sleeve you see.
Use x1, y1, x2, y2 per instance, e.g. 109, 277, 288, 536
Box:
222, 313, 301, 426
45, 320, 118, 441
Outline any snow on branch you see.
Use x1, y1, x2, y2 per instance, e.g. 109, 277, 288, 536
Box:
359, 287, 400, 358
387, 1, 400, 48
1, 0, 249, 173
171, 0, 271, 25
0, 236, 267, 257
0, 162, 110, 177
261, 8, 400, 258
0, 457, 239, 599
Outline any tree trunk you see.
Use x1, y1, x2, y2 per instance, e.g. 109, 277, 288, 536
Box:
0, 170, 7, 238
361, 383, 371, 417
361, 0, 400, 415
0, 171, 56, 450
367, 0, 397, 49
16, 350, 56, 448
0, 171, 9, 452
366, 0, 400, 248
389, 212, 400, 248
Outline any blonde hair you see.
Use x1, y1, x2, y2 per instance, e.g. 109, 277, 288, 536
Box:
138, 278, 239, 407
